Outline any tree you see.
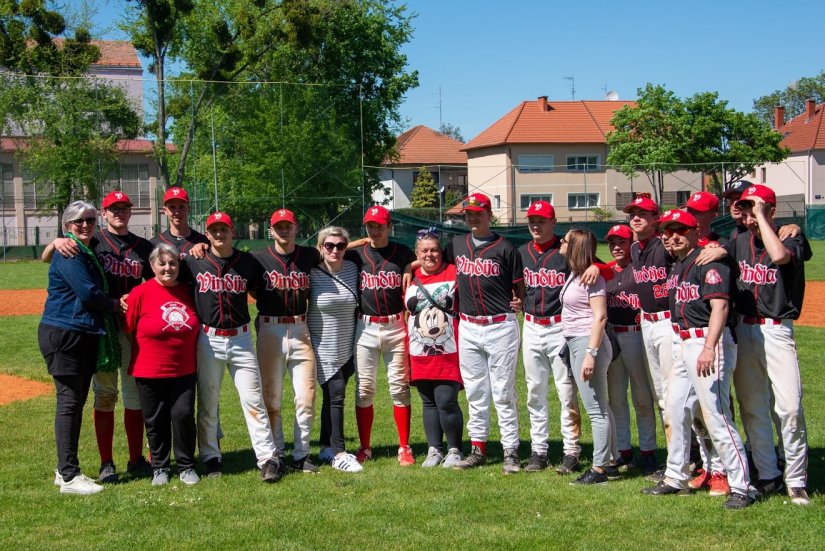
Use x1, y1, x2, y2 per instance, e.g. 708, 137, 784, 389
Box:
753, 71, 825, 126
410, 166, 437, 208
439, 122, 464, 143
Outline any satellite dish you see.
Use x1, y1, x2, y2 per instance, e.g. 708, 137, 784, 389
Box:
438, 185, 445, 193
605, 91, 619, 101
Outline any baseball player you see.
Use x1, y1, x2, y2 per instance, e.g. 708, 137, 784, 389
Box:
642, 209, 754, 510
604, 224, 658, 475
43, 191, 154, 483
684, 191, 726, 247
346, 205, 417, 466
252, 209, 320, 473
447, 193, 525, 474
183, 212, 282, 483
151, 187, 208, 257
728, 185, 810, 506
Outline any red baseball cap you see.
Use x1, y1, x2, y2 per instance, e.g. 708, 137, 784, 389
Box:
163, 187, 190, 204
463, 193, 492, 212
102, 191, 133, 209
363, 205, 391, 225
623, 196, 659, 214
736, 184, 776, 207
526, 200, 556, 219
605, 224, 633, 240
684, 191, 719, 213
659, 209, 698, 230
270, 208, 297, 226
206, 211, 233, 229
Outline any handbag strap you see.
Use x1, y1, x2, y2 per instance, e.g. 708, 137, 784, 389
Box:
316, 265, 359, 303
412, 276, 457, 319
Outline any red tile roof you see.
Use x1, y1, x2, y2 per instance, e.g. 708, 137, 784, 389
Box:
2, 137, 175, 153
386, 125, 467, 165
463, 99, 636, 151
779, 103, 825, 152
52, 39, 143, 69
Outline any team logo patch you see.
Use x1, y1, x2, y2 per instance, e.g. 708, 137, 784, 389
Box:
172, 188, 181, 196
371, 207, 378, 215
115, 192, 123, 200
705, 269, 722, 285
161, 301, 192, 331
214, 213, 222, 219
612, 225, 620, 232
692, 193, 702, 201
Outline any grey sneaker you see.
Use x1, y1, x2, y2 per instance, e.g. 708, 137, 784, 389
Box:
260, 458, 285, 483
441, 448, 464, 468
454, 445, 486, 470
292, 456, 319, 474
179, 468, 200, 486
554, 454, 580, 475
98, 461, 118, 484
525, 452, 549, 472
724, 492, 754, 509
788, 487, 811, 506
151, 468, 170, 486
502, 448, 520, 474
422, 446, 445, 468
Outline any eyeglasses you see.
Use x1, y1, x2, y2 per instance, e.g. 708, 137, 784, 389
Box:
416, 226, 440, 240
663, 226, 695, 237
70, 217, 96, 226
106, 205, 130, 213
323, 242, 347, 252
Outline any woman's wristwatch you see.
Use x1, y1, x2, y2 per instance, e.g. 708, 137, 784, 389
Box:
586, 347, 598, 357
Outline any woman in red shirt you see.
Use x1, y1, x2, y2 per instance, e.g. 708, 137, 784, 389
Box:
125, 243, 200, 486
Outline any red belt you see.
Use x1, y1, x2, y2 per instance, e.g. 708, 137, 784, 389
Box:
260, 315, 306, 324
203, 324, 249, 337
672, 324, 706, 340
742, 316, 782, 326
643, 310, 671, 322
359, 312, 403, 324
524, 313, 562, 326
459, 313, 508, 325
612, 324, 641, 333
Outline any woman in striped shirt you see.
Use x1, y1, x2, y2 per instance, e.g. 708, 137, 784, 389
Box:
308, 226, 362, 472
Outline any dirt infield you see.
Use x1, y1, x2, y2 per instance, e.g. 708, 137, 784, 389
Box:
0, 374, 51, 405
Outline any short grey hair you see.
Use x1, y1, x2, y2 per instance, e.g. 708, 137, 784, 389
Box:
149, 243, 179, 265
316, 226, 349, 250
62, 201, 97, 232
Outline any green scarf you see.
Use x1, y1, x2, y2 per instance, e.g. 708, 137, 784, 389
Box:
67, 232, 121, 373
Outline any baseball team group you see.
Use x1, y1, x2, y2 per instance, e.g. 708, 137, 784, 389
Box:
37, 180, 812, 509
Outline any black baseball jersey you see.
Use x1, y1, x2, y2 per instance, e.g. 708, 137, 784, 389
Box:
252, 245, 320, 316
345, 242, 415, 316
183, 249, 262, 328
668, 248, 734, 330
519, 237, 568, 317
630, 235, 673, 314
729, 225, 812, 261
92, 230, 153, 299
728, 230, 806, 320
151, 229, 209, 258
445, 233, 524, 317
606, 262, 641, 326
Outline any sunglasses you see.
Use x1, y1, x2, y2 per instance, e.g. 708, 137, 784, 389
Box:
663, 226, 695, 237
70, 217, 97, 226
322, 242, 347, 252
416, 226, 440, 240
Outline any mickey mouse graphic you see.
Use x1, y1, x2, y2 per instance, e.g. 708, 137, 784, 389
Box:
407, 283, 456, 356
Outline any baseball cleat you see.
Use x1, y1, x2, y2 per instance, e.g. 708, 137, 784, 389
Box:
570, 468, 608, 486
355, 446, 373, 464
502, 448, 520, 474
604, 465, 621, 481
524, 452, 550, 472
98, 461, 118, 484
708, 473, 731, 496
260, 457, 284, 483
755, 475, 785, 497
723, 492, 754, 509
454, 445, 486, 470
398, 445, 415, 467
641, 481, 690, 496
555, 454, 580, 475
689, 469, 711, 490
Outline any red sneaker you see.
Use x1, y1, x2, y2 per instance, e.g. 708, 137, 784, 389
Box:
398, 445, 415, 467
688, 468, 711, 490
355, 447, 372, 464
708, 472, 731, 496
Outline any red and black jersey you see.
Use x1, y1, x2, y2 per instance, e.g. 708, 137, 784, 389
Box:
728, 230, 806, 320
630, 235, 673, 313
151, 229, 209, 258
668, 248, 734, 330
606, 262, 641, 326
445, 233, 524, 316
519, 236, 567, 317
345, 242, 415, 316
92, 230, 153, 299
183, 249, 262, 328
252, 245, 320, 316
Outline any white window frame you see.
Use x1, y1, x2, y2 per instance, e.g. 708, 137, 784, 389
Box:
105, 163, 150, 208
1, 163, 13, 209
493, 195, 501, 210
566, 155, 600, 172
567, 192, 599, 210
517, 154, 554, 173
519, 193, 554, 210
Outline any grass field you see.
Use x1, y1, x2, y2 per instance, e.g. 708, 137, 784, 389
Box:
1, 246, 824, 550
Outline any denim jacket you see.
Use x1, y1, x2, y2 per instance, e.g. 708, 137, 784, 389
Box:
41, 251, 118, 334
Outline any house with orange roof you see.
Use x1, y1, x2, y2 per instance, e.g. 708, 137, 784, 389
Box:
375, 125, 468, 209
462, 96, 704, 224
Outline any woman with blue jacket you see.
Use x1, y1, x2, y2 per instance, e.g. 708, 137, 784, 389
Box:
39, 201, 122, 495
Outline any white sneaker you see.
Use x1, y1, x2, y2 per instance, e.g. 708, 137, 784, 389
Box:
441, 448, 464, 469
179, 468, 200, 486
331, 453, 363, 473
788, 487, 811, 506
60, 473, 104, 495
319, 447, 335, 464
422, 446, 444, 468
54, 470, 63, 486
152, 469, 170, 486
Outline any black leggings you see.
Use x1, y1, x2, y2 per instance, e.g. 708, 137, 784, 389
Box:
319, 357, 355, 454
53, 374, 94, 481
135, 374, 197, 471
416, 380, 463, 450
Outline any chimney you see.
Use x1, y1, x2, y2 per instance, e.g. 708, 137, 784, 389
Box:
537, 96, 548, 112
807, 98, 816, 119
774, 105, 785, 130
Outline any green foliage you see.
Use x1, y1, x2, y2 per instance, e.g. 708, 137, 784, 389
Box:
439, 122, 464, 143
410, 166, 437, 208
590, 206, 615, 222
753, 70, 825, 125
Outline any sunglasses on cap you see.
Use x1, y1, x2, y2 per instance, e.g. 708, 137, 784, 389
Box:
322, 242, 347, 252
70, 217, 96, 226
416, 226, 440, 240
663, 226, 695, 237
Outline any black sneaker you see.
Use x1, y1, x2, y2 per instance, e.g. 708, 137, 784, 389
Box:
616, 454, 635, 471
292, 456, 319, 474
502, 448, 520, 474
205, 457, 222, 478
454, 445, 486, 470
98, 461, 118, 484
646, 468, 666, 483
638, 454, 658, 476
555, 454, 580, 475
127, 456, 153, 477
570, 468, 608, 485
604, 465, 621, 480
524, 452, 550, 473
724, 492, 754, 509
642, 480, 690, 496
260, 457, 284, 483
755, 475, 785, 497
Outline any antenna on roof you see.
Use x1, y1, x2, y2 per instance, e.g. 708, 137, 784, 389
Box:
564, 76, 575, 100
434, 86, 442, 127
605, 90, 619, 101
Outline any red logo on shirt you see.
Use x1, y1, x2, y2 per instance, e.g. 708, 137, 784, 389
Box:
361, 270, 402, 290
265, 270, 309, 291
161, 301, 192, 331
705, 269, 722, 285
101, 255, 143, 279
633, 265, 668, 284
455, 256, 501, 277
196, 273, 248, 293
523, 268, 565, 288
608, 291, 640, 310
738, 261, 777, 285
673, 281, 700, 303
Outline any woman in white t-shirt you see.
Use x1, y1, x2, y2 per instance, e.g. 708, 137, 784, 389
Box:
559, 228, 616, 485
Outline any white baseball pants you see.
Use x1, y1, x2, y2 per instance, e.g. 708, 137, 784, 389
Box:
93, 330, 141, 411
355, 318, 410, 407
640, 315, 673, 434
607, 330, 657, 453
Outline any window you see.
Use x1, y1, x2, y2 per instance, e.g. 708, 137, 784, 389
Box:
106, 163, 150, 208
566, 155, 599, 172
761, 167, 767, 183
517, 155, 554, 173
520, 193, 553, 210
568, 193, 599, 209
493, 195, 501, 209
1, 164, 12, 209
676, 190, 691, 206
22, 170, 54, 209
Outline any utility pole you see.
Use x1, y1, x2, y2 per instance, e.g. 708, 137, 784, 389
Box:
564, 76, 575, 100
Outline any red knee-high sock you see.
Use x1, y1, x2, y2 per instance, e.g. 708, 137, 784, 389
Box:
393, 405, 411, 448
355, 405, 374, 449
124, 408, 145, 464
471, 440, 487, 455
94, 409, 115, 464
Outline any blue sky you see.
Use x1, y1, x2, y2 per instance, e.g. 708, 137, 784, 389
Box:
83, 0, 823, 141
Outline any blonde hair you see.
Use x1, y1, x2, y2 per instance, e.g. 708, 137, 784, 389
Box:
316, 226, 349, 250
565, 229, 597, 274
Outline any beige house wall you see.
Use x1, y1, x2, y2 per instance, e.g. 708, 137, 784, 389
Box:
811, 151, 825, 204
